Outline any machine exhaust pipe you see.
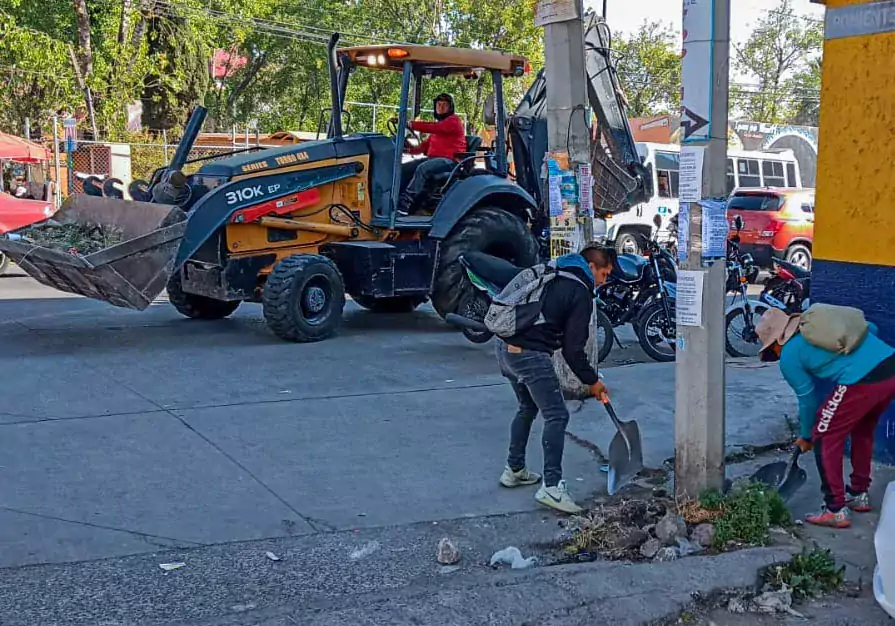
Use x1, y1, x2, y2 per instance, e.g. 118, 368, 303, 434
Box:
327, 33, 343, 139
169, 106, 207, 171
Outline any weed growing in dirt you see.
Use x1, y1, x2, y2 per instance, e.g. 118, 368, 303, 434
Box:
766, 546, 845, 601
695, 482, 792, 549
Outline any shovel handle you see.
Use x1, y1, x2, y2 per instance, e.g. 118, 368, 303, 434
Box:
602, 397, 623, 431
779, 446, 802, 485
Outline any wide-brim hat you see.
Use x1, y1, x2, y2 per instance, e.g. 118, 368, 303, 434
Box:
756, 307, 801, 354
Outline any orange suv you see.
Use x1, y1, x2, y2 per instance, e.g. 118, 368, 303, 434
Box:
726, 188, 815, 271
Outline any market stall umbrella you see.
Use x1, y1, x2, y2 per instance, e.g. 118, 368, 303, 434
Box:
0, 132, 50, 162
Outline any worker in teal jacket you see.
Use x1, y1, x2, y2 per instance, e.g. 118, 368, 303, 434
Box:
756, 307, 895, 528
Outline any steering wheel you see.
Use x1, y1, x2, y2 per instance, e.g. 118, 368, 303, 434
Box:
386, 117, 422, 146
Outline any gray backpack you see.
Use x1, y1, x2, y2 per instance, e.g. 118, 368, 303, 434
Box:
484, 262, 590, 338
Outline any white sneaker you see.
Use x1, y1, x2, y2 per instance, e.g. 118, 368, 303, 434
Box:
535, 480, 583, 514
499, 466, 542, 488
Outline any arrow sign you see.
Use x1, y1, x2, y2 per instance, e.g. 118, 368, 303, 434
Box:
681, 107, 709, 140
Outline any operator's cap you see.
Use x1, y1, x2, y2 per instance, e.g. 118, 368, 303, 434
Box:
756, 307, 801, 356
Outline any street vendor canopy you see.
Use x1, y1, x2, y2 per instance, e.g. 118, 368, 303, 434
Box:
0, 132, 49, 162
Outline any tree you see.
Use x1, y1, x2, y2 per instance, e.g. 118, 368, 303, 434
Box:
733, 0, 823, 124
612, 20, 681, 118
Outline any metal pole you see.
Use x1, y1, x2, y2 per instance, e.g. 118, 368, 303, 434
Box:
602, 0, 607, 19
162, 129, 169, 165
52, 116, 62, 207
674, 0, 731, 498
24, 118, 31, 141
372, 104, 377, 134
541, 0, 592, 258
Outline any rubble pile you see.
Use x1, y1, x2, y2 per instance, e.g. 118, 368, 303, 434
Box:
20, 223, 125, 256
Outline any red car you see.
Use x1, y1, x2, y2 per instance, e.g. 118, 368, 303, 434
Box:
0, 194, 57, 275
726, 187, 815, 271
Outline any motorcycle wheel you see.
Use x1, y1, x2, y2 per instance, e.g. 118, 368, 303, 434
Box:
725, 303, 770, 358
457, 292, 493, 344
596, 307, 614, 363
636, 300, 676, 362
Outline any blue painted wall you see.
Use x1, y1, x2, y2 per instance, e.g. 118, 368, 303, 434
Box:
813, 259, 895, 464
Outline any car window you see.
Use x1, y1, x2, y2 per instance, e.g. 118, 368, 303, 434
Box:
727, 194, 783, 211
786, 163, 797, 187
726, 158, 735, 194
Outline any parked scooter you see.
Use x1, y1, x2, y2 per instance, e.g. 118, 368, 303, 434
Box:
723, 215, 769, 357
600, 215, 678, 362
446, 251, 615, 363
760, 258, 811, 314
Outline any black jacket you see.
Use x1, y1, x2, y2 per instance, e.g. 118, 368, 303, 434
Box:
504, 265, 599, 386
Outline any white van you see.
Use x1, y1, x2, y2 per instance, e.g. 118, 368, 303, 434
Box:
603, 142, 802, 255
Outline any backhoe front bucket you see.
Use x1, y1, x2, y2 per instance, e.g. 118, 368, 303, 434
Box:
0, 195, 187, 310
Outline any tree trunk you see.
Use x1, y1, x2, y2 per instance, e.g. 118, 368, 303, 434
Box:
72, 0, 93, 78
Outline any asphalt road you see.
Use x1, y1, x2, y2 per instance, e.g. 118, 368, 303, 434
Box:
0, 267, 771, 625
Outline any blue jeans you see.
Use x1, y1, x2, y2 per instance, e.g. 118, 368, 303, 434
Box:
495, 340, 570, 487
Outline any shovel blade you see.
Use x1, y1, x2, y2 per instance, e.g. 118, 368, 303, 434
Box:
606, 420, 643, 495
750, 461, 789, 488
777, 467, 808, 501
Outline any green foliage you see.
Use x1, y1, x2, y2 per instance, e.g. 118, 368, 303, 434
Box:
710, 481, 792, 549
767, 546, 845, 601
733, 0, 823, 124
1, 0, 545, 137
613, 20, 681, 118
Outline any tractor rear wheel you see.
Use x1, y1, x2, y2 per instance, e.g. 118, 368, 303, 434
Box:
167, 271, 240, 320
432, 205, 539, 319
263, 254, 345, 342
353, 294, 427, 313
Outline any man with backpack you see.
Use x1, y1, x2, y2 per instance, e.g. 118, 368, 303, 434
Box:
489, 245, 615, 514
756, 304, 895, 528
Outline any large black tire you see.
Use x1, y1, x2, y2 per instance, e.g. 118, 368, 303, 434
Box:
635, 300, 676, 362
786, 244, 812, 271
167, 271, 240, 320
262, 254, 345, 342
615, 229, 642, 256
0, 252, 9, 276
353, 294, 427, 313
432, 206, 539, 318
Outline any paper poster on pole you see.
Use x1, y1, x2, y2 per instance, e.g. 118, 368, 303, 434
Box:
676, 269, 705, 327
677, 203, 690, 261
699, 199, 729, 259
678, 146, 704, 203
534, 0, 579, 27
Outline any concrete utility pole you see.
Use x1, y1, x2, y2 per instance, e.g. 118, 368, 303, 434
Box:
674, 0, 731, 498
537, 0, 593, 256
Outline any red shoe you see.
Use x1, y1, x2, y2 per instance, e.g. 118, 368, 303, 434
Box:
847, 492, 872, 513
805, 507, 852, 528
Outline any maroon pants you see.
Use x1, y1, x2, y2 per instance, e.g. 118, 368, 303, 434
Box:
812, 377, 895, 511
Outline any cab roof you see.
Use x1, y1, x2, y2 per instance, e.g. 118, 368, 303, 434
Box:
339, 44, 529, 77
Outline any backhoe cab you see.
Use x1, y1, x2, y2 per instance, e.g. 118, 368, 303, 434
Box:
0, 33, 542, 343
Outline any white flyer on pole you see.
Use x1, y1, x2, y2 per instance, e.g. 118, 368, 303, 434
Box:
699, 199, 729, 259
676, 269, 705, 327
678, 146, 704, 203
677, 203, 690, 261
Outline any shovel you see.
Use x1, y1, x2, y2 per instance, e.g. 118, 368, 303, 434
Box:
601, 396, 643, 495
749, 447, 807, 501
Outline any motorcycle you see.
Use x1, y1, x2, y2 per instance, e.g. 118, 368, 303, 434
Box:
760, 258, 811, 314
598, 214, 677, 362
723, 215, 769, 357
446, 250, 615, 363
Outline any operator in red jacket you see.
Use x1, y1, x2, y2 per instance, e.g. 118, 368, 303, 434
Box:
398, 93, 467, 215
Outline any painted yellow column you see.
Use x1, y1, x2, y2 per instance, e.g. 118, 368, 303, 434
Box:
811, 0, 895, 462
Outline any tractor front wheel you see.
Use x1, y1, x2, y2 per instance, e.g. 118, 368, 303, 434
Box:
263, 254, 346, 342
167, 271, 240, 320
432, 206, 539, 319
